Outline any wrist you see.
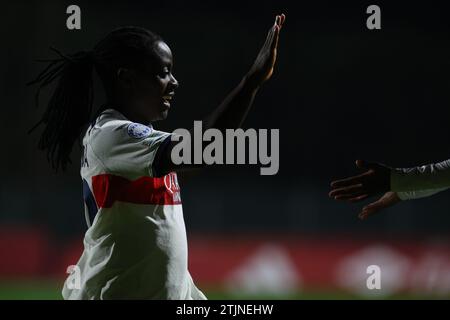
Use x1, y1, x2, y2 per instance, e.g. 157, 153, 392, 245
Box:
243, 72, 262, 92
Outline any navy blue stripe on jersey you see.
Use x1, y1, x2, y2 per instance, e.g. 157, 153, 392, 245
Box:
83, 178, 98, 226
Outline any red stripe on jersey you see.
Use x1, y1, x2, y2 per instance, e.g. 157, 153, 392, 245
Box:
91, 173, 181, 208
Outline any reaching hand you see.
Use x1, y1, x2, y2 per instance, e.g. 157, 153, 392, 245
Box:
358, 191, 401, 220
247, 14, 285, 87
329, 160, 391, 202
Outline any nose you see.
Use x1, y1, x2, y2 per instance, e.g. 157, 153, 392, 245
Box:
170, 74, 179, 90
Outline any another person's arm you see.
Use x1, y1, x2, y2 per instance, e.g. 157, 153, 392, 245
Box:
391, 159, 450, 191
329, 159, 450, 219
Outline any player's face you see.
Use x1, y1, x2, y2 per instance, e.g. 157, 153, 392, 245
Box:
132, 41, 179, 122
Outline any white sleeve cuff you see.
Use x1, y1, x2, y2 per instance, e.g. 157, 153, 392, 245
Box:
397, 188, 448, 200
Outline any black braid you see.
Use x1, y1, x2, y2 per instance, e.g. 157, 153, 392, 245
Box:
29, 26, 162, 171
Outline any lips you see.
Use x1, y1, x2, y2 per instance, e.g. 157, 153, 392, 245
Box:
162, 92, 175, 108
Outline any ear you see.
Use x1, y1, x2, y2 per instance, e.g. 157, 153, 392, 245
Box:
117, 68, 135, 88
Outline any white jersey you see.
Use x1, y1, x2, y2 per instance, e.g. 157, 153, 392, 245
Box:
392, 159, 450, 200
62, 108, 206, 300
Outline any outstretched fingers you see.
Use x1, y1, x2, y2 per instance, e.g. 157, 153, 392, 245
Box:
347, 194, 369, 202
270, 26, 280, 55
330, 173, 367, 189
329, 183, 367, 200
266, 14, 285, 51
278, 13, 286, 28
262, 19, 276, 51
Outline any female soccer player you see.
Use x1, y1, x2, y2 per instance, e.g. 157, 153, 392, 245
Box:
29, 14, 286, 299
329, 159, 450, 220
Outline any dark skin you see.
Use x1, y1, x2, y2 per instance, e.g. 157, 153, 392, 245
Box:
329, 160, 401, 220
113, 41, 179, 123
112, 14, 286, 175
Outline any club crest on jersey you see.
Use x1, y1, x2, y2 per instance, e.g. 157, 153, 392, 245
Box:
127, 123, 152, 139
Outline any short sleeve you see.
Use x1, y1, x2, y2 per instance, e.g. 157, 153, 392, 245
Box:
89, 120, 171, 178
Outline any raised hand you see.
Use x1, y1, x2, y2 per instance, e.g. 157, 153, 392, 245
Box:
247, 14, 285, 87
329, 160, 391, 202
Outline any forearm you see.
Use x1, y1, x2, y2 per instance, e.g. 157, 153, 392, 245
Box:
203, 74, 259, 131
158, 14, 285, 176
391, 159, 450, 192
203, 14, 284, 131
158, 76, 260, 175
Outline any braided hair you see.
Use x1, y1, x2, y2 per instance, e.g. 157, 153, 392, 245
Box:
28, 26, 163, 171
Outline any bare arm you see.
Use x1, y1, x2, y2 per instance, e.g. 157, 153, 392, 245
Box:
156, 14, 286, 176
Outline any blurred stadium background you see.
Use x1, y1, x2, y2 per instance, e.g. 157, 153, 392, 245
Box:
1, 0, 450, 299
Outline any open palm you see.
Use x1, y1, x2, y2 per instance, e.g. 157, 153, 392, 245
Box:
247, 14, 285, 87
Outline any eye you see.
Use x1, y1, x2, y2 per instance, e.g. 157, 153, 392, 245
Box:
159, 67, 170, 77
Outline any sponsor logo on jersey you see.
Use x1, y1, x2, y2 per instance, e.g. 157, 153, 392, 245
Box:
164, 172, 181, 202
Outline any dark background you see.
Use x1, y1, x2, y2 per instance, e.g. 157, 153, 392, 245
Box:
2, 0, 450, 241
